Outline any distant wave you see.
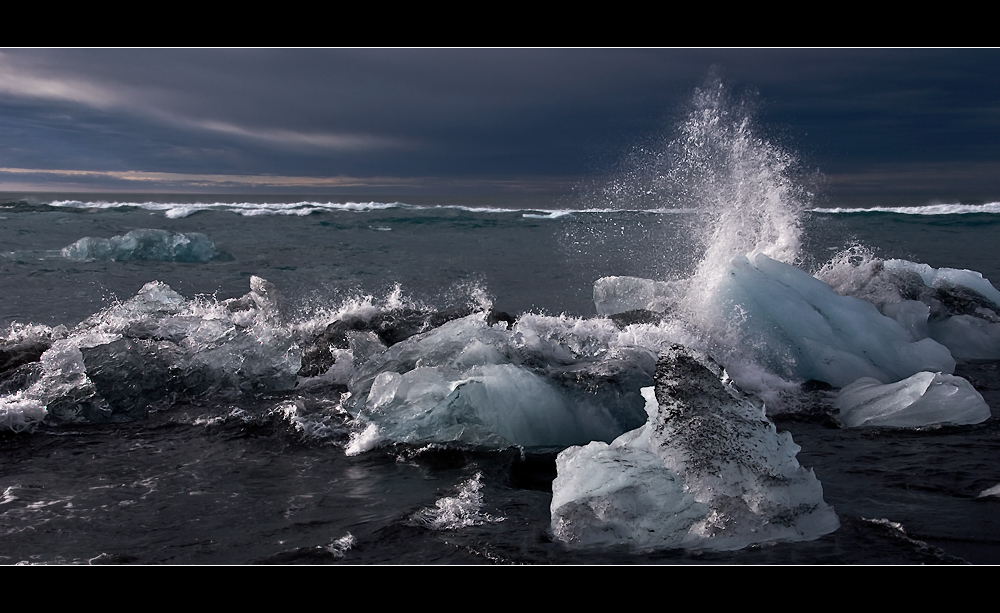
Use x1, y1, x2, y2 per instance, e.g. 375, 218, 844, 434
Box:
47, 199, 406, 219
522, 210, 576, 219
41, 199, 701, 219
812, 203, 1000, 215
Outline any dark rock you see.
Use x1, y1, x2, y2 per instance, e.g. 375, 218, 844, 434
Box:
653, 345, 775, 474
370, 306, 475, 346
924, 283, 1000, 323
608, 309, 662, 329
545, 348, 656, 433
801, 379, 834, 392
486, 309, 516, 327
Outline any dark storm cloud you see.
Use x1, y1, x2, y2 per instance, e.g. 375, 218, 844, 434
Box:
2, 49, 1000, 200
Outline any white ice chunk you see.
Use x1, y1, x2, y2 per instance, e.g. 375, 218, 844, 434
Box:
835, 372, 991, 428
718, 254, 954, 387
551, 345, 839, 552
356, 363, 624, 448
18, 277, 301, 425
347, 313, 655, 450
882, 300, 931, 342
977, 483, 1000, 498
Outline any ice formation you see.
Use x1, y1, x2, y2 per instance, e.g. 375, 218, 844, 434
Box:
835, 372, 990, 428
818, 254, 1000, 360
551, 345, 839, 551
711, 254, 955, 387
61, 229, 218, 262
0, 277, 300, 427
345, 313, 658, 449
593, 255, 956, 390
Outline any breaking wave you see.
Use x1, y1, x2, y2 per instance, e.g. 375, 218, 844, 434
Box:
813, 202, 1000, 215
39, 199, 693, 220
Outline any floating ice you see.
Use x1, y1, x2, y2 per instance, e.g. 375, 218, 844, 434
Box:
0, 277, 300, 427
550, 345, 839, 551
818, 254, 1000, 360
346, 313, 659, 450
978, 483, 1000, 498
835, 372, 990, 428
61, 229, 218, 262
714, 253, 955, 387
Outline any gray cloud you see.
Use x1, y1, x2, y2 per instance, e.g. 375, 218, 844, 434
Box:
2, 49, 1000, 201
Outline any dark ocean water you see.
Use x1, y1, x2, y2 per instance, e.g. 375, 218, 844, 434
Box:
2, 193, 1000, 564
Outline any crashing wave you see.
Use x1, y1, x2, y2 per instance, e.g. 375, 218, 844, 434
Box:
592, 276, 679, 317
813, 203, 1000, 216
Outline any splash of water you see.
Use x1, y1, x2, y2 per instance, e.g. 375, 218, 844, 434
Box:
582, 77, 816, 405
571, 76, 809, 303
673, 78, 808, 319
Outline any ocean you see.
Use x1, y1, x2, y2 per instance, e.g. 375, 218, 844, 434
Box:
3, 91, 1000, 565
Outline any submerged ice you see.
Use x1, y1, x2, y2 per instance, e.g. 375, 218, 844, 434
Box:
61, 229, 218, 262
550, 345, 839, 551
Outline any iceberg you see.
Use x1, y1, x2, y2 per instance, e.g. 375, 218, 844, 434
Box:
61, 229, 218, 262
346, 313, 654, 449
819, 255, 1000, 360
550, 345, 839, 551
1, 277, 300, 426
835, 372, 991, 428
715, 254, 955, 387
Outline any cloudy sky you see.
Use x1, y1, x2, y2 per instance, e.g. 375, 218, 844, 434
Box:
2, 49, 999, 203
